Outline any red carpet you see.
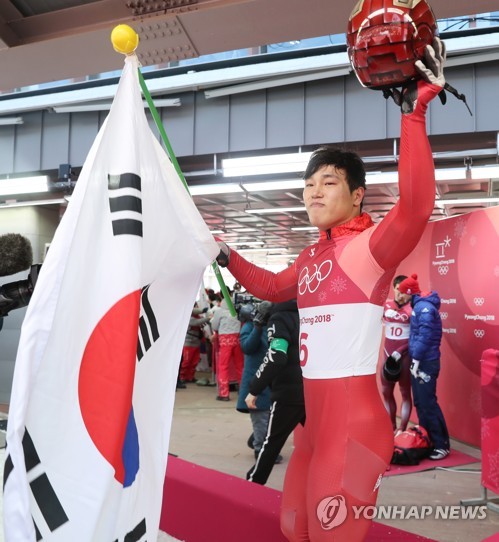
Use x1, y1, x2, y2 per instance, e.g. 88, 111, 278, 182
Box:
385, 449, 479, 477
160, 456, 436, 542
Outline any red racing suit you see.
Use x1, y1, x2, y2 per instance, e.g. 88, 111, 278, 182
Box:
382, 299, 413, 431
225, 81, 440, 541
383, 299, 411, 359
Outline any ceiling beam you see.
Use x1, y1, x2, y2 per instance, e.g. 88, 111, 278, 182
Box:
0, 0, 495, 91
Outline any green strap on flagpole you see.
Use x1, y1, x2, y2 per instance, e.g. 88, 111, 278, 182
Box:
137, 69, 236, 317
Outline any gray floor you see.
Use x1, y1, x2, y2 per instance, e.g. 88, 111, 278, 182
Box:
168, 372, 499, 542
2, 374, 499, 541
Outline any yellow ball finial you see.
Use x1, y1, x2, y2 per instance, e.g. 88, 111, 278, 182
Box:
111, 24, 139, 55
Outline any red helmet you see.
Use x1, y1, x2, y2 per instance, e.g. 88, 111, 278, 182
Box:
347, 0, 438, 90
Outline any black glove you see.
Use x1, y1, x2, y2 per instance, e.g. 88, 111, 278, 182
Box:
253, 301, 273, 327
215, 241, 230, 268
383, 355, 402, 382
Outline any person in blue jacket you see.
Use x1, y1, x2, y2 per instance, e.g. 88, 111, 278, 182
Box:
237, 301, 273, 459
398, 273, 450, 460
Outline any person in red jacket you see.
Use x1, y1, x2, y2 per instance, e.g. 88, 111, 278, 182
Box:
179, 305, 210, 385
216, 40, 446, 541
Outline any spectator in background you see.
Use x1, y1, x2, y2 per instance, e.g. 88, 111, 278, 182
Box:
179, 305, 211, 386
380, 274, 413, 433
233, 282, 242, 294
211, 298, 244, 401
237, 301, 272, 460
398, 273, 450, 460
207, 290, 220, 311
206, 288, 215, 301
204, 293, 222, 384
246, 299, 304, 485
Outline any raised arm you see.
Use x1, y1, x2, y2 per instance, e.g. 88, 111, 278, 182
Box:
370, 38, 446, 270
217, 246, 298, 302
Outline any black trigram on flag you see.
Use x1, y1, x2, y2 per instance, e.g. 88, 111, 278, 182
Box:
3, 429, 69, 540
137, 284, 160, 361
112, 518, 147, 542
108, 173, 143, 237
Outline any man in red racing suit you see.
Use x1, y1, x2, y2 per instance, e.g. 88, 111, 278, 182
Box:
216, 40, 446, 541
381, 276, 413, 433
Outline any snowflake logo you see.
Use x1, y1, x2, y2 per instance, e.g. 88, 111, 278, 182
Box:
318, 290, 327, 303
454, 218, 467, 239
469, 235, 477, 247
330, 276, 347, 294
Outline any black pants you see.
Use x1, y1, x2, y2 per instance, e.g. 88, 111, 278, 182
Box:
247, 400, 305, 485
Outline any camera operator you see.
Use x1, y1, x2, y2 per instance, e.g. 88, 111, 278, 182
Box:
0, 233, 40, 321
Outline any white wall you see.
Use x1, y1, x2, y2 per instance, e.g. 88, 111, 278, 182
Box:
202, 262, 287, 294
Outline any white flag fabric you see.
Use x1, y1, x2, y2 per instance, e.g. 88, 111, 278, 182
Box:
4, 54, 218, 541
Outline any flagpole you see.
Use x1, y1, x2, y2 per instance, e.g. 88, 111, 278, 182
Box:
110, 24, 236, 317
138, 73, 236, 317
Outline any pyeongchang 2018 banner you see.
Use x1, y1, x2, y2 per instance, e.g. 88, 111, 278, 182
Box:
395, 206, 499, 446
3, 54, 218, 541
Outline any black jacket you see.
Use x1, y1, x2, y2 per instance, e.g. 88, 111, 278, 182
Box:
249, 299, 304, 404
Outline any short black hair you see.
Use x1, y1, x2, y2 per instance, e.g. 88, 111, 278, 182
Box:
303, 147, 367, 193
393, 275, 408, 287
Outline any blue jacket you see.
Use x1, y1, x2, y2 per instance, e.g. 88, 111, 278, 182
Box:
236, 321, 271, 412
408, 291, 442, 362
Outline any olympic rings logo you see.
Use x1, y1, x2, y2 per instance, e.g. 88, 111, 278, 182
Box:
474, 298, 485, 306
474, 330, 485, 339
438, 265, 449, 275
298, 260, 333, 295
384, 309, 410, 321
440, 312, 448, 320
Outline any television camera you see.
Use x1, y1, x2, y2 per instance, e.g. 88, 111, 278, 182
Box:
233, 293, 273, 326
0, 233, 40, 319
234, 293, 260, 322
0, 264, 41, 318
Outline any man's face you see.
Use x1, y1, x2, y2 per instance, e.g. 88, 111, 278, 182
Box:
394, 284, 411, 306
303, 165, 364, 231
